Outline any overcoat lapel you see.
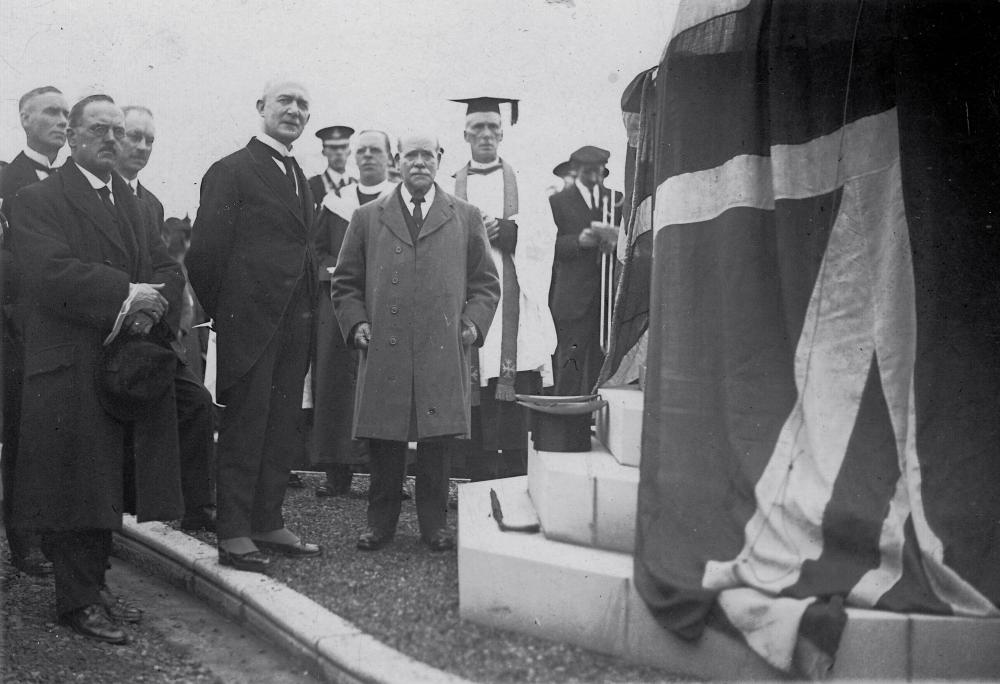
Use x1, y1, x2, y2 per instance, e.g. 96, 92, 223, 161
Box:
417, 184, 453, 241
377, 188, 414, 246
61, 160, 132, 265
246, 140, 310, 231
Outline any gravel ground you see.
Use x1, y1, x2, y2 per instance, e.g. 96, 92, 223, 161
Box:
180, 472, 690, 683
1, 555, 218, 684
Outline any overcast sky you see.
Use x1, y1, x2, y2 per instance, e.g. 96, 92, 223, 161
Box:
1, 0, 677, 217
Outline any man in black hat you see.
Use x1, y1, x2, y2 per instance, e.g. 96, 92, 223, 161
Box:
9, 94, 185, 644
308, 125, 356, 207
0, 85, 69, 577
188, 79, 322, 574
447, 96, 556, 481
548, 145, 622, 395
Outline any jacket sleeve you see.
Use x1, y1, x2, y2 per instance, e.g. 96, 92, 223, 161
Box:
187, 160, 238, 320
329, 211, 369, 344
10, 187, 130, 332
145, 209, 185, 334
462, 207, 500, 346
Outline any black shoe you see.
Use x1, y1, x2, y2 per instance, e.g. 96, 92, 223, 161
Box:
356, 528, 394, 551
287, 472, 306, 489
60, 604, 128, 644
99, 585, 142, 624
180, 506, 217, 532
11, 549, 53, 576
315, 479, 351, 497
254, 539, 322, 557
218, 548, 270, 573
423, 529, 455, 552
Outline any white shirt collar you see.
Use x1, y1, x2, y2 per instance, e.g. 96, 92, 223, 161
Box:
357, 179, 395, 195
76, 162, 115, 201
400, 182, 435, 213
326, 168, 345, 183
469, 157, 501, 171
23, 147, 56, 169
576, 179, 599, 209
257, 133, 292, 157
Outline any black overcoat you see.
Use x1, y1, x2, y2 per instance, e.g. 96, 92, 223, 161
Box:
8, 159, 185, 529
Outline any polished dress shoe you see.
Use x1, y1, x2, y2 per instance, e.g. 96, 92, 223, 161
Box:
356, 528, 394, 551
11, 549, 53, 576
254, 538, 322, 557
100, 585, 142, 624
60, 604, 127, 644
287, 472, 306, 489
423, 529, 455, 552
180, 506, 217, 532
218, 547, 270, 573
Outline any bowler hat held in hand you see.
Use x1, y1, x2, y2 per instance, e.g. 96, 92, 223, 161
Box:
97, 324, 176, 422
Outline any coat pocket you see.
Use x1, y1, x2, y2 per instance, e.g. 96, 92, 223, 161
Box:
24, 343, 77, 377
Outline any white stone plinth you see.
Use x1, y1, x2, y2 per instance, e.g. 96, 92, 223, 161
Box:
595, 385, 644, 466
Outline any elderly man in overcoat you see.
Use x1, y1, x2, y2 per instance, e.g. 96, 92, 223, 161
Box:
331, 132, 499, 551
9, 94, 184, 644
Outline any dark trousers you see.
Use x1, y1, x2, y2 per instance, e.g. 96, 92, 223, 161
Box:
41, 529, 111, 617
2, 325, 32, 560
368, 439, 450, 540
175, 364, 215, 515
215, 282, 311, 540
553, 309, 603, 396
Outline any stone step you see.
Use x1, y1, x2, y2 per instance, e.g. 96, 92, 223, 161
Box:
595, 385, 643, 467
527, 439, 638, 554
457, 477, 1000, 681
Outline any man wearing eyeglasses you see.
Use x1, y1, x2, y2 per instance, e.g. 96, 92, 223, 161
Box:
8, 94, 185, 645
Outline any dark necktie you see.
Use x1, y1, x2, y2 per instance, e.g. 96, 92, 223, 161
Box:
96, 186, 116, 216
412, 195, 425, 229
27, 158, 53, 176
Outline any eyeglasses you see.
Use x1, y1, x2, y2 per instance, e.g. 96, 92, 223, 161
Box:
80, 123, 126, 140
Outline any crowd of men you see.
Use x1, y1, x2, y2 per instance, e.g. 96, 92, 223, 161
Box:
0, 79, 622, 645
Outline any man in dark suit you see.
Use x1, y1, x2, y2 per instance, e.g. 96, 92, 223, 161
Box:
0, 85, 69, 577
188, 80, 321, 574
115, 105, 217, 534
548, 145, 622, 395
9, 94, 184, 644
331, 132, 499, 552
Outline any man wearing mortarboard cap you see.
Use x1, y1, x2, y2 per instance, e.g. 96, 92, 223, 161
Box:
308, 125, 356, 208
548, 145, 623, 395
447, 96, 557, 481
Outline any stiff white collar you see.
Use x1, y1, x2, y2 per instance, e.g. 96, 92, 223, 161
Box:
23, 147, 56, 169
257, 133, 292, 157
77, 163, 114, 202
400, 182, 435, 212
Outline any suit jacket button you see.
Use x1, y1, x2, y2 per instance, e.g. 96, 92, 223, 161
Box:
391, 277, 399, 284
427, 407, 436, 415
388, 336, 398, 345
395, 246, 402, 254
390, 306, 399, 314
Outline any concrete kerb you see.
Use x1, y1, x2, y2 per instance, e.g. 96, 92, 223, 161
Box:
113, 516, 472, 684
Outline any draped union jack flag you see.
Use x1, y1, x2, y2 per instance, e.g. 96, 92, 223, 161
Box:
630, 0, 1000, 676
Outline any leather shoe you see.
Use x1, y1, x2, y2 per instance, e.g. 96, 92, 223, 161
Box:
60, 604, 127, 644
356, 528, 394, 551
180, 506, 217, 532
287, 472, 306, 489
254, 538, 322, 557
11, 549, 53, 576
423, 529, 455, 552
100, 585, 142, 623
218, 547, 270, 573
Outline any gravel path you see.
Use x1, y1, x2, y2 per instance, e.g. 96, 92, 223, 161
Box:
181, 472, 690, 683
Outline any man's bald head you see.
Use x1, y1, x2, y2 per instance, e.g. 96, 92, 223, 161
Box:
256, 79, 311, 146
